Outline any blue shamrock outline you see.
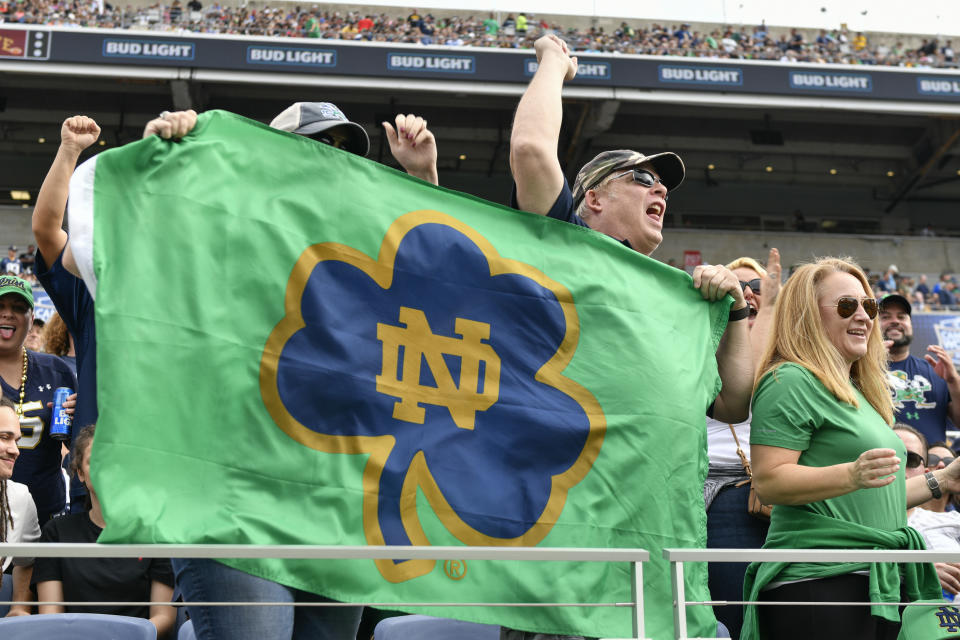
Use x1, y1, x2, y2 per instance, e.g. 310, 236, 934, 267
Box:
260, 210, 606, 583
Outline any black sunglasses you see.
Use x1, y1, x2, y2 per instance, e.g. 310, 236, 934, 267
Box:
927, 453, 956, 467
824, 296, 879, 319
739, 279, 762, 294
906, 451, 926, 469
607, 168, 665, 189
313, 132, 346, 149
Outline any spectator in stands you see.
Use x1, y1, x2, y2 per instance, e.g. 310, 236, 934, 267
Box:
23, 319, 44, 352
144, 103, 439, 640
32, 115, 99, 439
32, 424, 177, 636
510, 33, 753, 638
880, 294, 959, 454
515, 12, 527, 37
875, 264, 898, 292
356, 14, 372, 33
0, 395, 40, 618
41, 313, 75, 375
1, 247, 20, 276
897, 429, 960, 597
854, 31, 867, 51
705, 248, 781, 640
0, 275, 75, 525
186, 0, 201, 12
744, 258, 955, 639
913, 274, 930, 310
940, 280, 958, 308
482, 12, 498, 37
17, 245, 35, 276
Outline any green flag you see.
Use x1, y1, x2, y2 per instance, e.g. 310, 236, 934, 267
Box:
70, 110, 727, 639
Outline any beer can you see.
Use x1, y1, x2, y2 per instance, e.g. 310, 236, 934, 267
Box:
51, 387, 73, 441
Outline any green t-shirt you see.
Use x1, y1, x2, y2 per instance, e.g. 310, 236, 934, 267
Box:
751, 363, 906, 580
483, 18, 499, 35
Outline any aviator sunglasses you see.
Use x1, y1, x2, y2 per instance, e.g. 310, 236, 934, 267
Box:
739, 278, 762, 294
593, 168, 670, 201
927, 453, 956, 467
823, 296, 878, 319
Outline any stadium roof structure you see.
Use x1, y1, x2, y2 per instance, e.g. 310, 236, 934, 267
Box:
3, 25, 960, 235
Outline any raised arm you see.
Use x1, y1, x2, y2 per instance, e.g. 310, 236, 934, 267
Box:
32, 116, 101, 270
750, 248, 781, 370
382, 113, 438, 185
923, 344, 960, 427
509, 35, 578, 215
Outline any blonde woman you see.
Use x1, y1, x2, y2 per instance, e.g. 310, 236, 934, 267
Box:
741, 258, 960, 640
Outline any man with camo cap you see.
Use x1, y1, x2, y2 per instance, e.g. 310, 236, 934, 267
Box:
509, 34, 752, 425
506, 33, 754, 640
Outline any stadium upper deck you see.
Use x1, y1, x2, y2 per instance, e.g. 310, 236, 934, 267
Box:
1, 0, 957, 68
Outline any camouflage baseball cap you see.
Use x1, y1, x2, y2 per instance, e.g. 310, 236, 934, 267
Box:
571, 149, 685, 209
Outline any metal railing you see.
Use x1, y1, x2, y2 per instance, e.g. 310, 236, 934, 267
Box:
664, 548, 960, 640
0, 543, 651, 639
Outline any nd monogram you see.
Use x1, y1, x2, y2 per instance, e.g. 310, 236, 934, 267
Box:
936, 605, 960, 633
376, 306, 501, 430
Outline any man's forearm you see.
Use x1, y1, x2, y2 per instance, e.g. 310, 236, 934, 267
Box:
712, 314, 754, 423
33, 145, 81, 262
511, 54, 567, 155
509, 51, 571, 214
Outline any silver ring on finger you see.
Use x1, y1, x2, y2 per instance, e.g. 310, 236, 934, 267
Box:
159, 111, 171, 119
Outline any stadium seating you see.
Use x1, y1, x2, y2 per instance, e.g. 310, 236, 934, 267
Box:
0, 576, 11, 617
373, 613, 500, 639
0, 612, 157, 639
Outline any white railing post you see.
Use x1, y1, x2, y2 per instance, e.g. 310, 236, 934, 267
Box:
630, 560, 645, 639
669, 554, 688, 640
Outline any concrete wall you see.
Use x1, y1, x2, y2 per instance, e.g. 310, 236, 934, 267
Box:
655, 228, 960, 277
0, 206, 36, 251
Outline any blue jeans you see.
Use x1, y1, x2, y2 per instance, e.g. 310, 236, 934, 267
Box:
172, 558, 362, 640
706, 483, 770, 640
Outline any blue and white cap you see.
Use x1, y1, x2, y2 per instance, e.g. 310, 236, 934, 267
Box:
269, 102, 370, 156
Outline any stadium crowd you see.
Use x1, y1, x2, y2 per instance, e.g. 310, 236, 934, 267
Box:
0, 0, 958, 68
3, 23, 960, 640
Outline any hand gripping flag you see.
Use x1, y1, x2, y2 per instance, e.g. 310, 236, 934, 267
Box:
68, 111, 729, 639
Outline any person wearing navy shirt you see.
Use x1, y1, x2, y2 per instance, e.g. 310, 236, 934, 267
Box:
33, 115, 102, 514
32, 115, 99, 431
881, 294, 960, 446
0, 275, 76, 524
507, 33, 754, 640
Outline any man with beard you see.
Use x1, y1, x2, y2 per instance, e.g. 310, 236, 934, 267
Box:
880, 294, 960, 445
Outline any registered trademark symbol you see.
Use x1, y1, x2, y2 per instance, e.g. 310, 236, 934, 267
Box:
443, 559, 467, 580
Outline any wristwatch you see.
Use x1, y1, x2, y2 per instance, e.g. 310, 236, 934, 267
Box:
925, 471, 943, 499
729, 306, 750, 322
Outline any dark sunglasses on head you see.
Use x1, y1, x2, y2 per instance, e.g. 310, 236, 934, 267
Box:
824, 296, 879, 319
927, 453, 956, 467
740, 279, 762, 294
905, 451, 926, 469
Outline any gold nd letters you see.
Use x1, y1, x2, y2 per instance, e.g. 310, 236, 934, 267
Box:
376, 306, 500, 430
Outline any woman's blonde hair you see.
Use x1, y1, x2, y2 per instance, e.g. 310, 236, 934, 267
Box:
725, 256, 767, 278
42, 313, 71, 357
755, 257, 893, 425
